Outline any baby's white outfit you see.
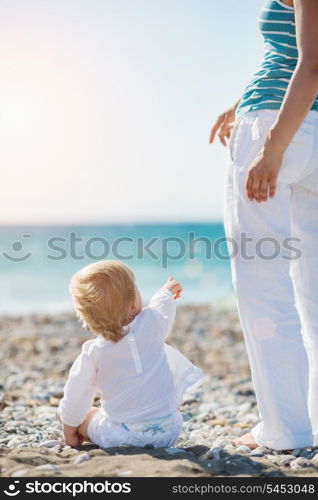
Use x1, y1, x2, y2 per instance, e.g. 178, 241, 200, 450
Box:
58, 288, 204, 448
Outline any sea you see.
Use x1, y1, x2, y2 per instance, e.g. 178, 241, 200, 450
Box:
0, 222, 235, 314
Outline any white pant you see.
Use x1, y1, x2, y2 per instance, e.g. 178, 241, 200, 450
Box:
224, 108, 318, 450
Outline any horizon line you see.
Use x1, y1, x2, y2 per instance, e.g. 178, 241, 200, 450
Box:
0, 218, 224, 228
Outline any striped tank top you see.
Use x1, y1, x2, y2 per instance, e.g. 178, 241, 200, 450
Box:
235, 0, 318, 120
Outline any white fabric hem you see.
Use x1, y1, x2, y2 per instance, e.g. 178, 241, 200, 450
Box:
251, 423, 313, 450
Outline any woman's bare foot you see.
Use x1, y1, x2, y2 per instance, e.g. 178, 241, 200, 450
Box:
232, 432, 258, 449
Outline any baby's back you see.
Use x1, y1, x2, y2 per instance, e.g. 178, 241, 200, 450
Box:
94, 307, 178, 423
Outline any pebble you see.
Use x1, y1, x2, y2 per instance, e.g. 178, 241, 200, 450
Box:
237, 402, 253, 416
189, 430, 203, 441
11, 469, 29, 477
300, 448, 312, 458
311, 454, 318, 465
235, 446, 251, 454
0, 437, 12, 444
250, 447, 268, 457
52, 444, 64, 453
290, 457, 313, 470
209, 429, 220, 440
117, 471, 133, 476
203, 446, 224, 460
73, 453, 91, 465
35, 464, 60, 472
38, 440, 62, 448
268, 454, 296, 466
224, 444, 235, 451
241, 413, 259, 424
291, 448, 301, 457
212, 437, 231, 448
7, 438, 21, 447
164, 448, 184, 455
279, 455, 298, 466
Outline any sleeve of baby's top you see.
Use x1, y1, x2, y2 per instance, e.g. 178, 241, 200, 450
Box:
58, 341, 98, 427
147, 287, 176, 340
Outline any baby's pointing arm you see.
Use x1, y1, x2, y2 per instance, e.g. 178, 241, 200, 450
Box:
147, 288, 176, 340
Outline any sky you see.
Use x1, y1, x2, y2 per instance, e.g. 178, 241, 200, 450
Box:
0, 0, 264, 225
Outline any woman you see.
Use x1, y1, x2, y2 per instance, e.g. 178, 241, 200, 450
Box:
210, 0, 318, 451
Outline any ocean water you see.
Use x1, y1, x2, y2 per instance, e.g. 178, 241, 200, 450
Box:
0, 223, 234, 314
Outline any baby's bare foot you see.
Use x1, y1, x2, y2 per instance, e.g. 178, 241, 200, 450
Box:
232, 432, 258, 450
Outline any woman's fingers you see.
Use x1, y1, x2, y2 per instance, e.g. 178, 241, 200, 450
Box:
257, 173, 277, 202
245, 149, 281, 202
252, 176, 261, 202
260, 177, 269, 201
218, 132, 227, 146
246, 174, 276, 202
269, 176, 276, 198
210, 115, 233, 146
218, 124, 232, 147
246, 172, 254, 200
209, 115, 224, 144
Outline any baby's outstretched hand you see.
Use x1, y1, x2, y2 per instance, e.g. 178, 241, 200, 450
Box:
163, 277, 182, 300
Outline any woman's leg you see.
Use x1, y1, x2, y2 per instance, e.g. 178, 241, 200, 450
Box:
77, 407, 100, 442
224, 123, 312, 450
290, 184, 318, 444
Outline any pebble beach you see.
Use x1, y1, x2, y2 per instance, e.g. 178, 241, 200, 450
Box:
1, 304, 318, 478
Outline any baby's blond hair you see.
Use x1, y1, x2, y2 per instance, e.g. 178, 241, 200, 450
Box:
69, 260, 136, 343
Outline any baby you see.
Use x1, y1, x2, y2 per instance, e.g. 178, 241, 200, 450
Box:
58, 260, 203, 448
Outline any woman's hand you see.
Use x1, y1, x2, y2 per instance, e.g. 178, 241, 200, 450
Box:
245, 145, 284, 202
209, 100, 240, 146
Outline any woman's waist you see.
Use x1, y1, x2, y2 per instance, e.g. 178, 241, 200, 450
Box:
236, 106, 318, 129
246, 63, 296, 84
242, 108, 318, 122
